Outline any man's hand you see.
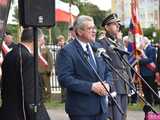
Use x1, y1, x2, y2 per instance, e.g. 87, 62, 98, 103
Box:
91, 81, 110, 96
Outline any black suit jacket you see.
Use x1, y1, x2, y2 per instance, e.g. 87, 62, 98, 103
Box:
0, 43, 50, 120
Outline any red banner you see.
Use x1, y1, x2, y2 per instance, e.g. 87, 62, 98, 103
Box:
130, 0, 143, 35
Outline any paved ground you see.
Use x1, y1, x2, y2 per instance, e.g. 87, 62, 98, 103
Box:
47, 108, 145, 120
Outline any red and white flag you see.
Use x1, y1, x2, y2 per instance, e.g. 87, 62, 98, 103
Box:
55, 0, 79, 23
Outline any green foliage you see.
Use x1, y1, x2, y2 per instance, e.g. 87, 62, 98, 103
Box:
143, 27, 160, 43
51, 23, 69, 44
122, 27, 160, 43
64, 0, 80, 4
6, 24, 18, 42
79, 3, 111, 29
128, 103, 144, 111
7, 1, 160, 44
12, 6, 18, 23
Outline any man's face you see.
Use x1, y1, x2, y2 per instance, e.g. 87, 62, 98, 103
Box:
105, 22, 120, 35
38, 35, 45, 47
78, 21, 96, 43
58, 39, 65, 47
4, 34, 13, 46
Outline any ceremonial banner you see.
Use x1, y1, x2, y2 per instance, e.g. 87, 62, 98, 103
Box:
130, 0, 143, 35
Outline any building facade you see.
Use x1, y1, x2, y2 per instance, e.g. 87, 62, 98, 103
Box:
111, 0, 160, 30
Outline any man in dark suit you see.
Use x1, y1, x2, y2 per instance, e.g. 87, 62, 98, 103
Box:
0, 27, 50, 120
3, 32, 16, 48
99, 13, 133, 120
156, 42, 160, 86
56, 15, 112, 120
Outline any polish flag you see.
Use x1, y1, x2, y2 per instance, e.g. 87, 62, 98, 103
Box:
56, 0, 80, 23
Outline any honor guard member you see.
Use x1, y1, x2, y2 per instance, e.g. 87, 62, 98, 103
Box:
99, 13, 133, 120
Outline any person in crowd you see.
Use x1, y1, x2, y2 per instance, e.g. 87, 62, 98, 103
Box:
3, 32, 16, 48
99, 13, 133, 120
123, 36, 138, 105
1, 32, 16, 57
55, 35, 66, 102
0, 27, 50, 120
68, 26, 76, 42
56, 15, 112, 120
156, 41, 160, 86
56, 35, 65, 49
38, 35, 53, 102
136, 37, 158, 105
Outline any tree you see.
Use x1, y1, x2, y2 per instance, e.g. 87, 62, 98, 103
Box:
12, 6, 18, 23
78, 2, 111, 29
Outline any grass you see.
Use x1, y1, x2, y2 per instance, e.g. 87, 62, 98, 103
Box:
44, 100, 65, 109
128, 102, 160, 112
1, 97, 160, 112
44, 100, 160, 112
128, 102, 144, 111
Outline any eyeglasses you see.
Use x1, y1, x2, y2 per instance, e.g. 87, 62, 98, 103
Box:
83, 26, 97, 31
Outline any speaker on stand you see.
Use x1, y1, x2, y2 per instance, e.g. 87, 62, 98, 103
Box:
18, 0, 55, 119
18, 0, 55, 27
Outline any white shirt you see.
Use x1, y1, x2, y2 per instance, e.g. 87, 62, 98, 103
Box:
77, 39, 96, 64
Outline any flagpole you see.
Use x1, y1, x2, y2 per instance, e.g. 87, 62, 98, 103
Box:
130, 0, 144, 102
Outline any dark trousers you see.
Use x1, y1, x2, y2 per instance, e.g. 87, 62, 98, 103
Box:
142, 76, 158, 105
69, 113, 107, 120
107, 94, 128, 120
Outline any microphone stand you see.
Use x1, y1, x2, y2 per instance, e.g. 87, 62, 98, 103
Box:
108, 37, 159, 99
115, 49, 159, 100
33, 27, 39, 120
115, 50, 159, 113
100, 52, 158, 114
84, 52, 124, 115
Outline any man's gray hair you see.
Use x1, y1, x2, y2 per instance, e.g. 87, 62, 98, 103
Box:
73, 15, 94, 30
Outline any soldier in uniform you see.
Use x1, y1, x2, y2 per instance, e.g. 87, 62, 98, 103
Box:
98, 13, 133, 120
38, 36, 53, 101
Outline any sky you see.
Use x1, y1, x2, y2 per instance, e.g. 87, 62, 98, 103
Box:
83, 0, 111, 11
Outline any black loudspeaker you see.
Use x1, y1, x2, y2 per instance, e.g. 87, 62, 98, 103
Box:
18, 0, 55, 27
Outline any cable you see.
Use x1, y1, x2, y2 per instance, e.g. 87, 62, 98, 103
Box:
19, 44, 27, 120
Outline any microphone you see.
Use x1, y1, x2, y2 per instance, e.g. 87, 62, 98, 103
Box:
107, 38, 130, 56
113, 47, 130, 56
92, 46, 112, 62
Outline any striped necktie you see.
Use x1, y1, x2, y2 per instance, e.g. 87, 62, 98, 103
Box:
86, 44, 97, 70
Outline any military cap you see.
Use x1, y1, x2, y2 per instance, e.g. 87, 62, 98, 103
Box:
101, 13, 120, 27
69, 26, 74, 31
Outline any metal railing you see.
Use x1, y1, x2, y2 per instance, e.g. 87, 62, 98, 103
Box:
47, 44, 61, 94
